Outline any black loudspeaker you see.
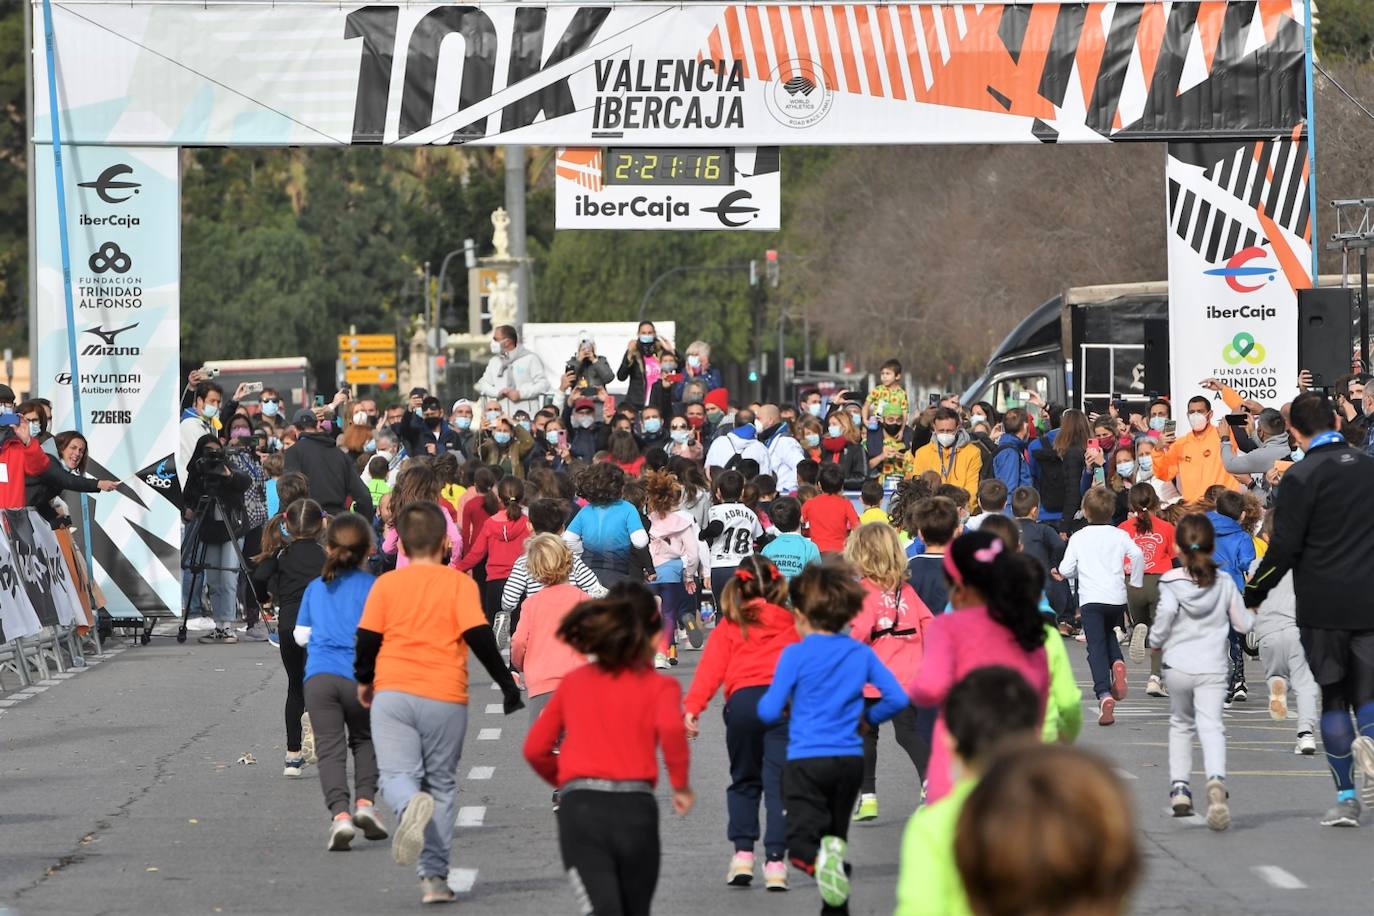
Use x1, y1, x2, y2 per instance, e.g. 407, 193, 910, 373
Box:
1142, 318, 1170, 398
1298, 287, 1354, 389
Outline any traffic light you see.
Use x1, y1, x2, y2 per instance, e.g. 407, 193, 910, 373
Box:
747, 358, 759, 383
765, 249, 779, 288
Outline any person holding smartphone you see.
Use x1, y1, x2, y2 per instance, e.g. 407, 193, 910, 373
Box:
526, 417, 572, 474
1219, 408, 1289, 486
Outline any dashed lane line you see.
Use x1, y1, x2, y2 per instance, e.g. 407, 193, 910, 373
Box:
467, 766, 495, 780
485, 703, 503, 714
477, 728, 501, 741
457, 806, 486, 827
1253, 865, 1307, 889
446, 867, 479, 894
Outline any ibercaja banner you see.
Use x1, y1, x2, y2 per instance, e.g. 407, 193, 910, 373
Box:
35, 2, 1305, 148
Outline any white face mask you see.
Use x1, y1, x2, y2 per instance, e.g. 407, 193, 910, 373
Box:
490, 339, 504, 355
352, 410, 368, 426
1187, 411, 1208, 432
807, 402, 823, 417
935, 432, 957, 448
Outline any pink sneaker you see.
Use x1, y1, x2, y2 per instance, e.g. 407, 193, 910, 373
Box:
764, 859, 788, 891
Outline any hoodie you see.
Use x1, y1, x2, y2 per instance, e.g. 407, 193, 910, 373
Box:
509, 582, 593, 697
992, 432, 1032, 492
1206, 511, 1256, 592
648, 509, 701, 583
906, 428, 982, 508
457, 510, 532, 580
683, 600, 800, 714
283, 430, 374, 518
1148, 568, 1255, 675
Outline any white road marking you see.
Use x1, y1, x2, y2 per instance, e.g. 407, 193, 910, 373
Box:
485, 704, 503, 714
489, 682, 500, 691
447, 867, 479, 893
0, 699, 25, 707
1114, 769, 1139, 780
456, 806, 486, 827
467, 766, 495, 780
1253, 865, 1306, 889
477, 728, 501, 741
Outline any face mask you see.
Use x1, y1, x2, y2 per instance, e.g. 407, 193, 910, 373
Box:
884, 422, 902, 435
806, 402, 823, 417
643, 417, 662, 434
230, 427, 251, 439
490, 339, 504, 354
827, 425, 842, 439
671, 429, 691, 444
425, 415, 442, 429
866, 417, 880, 431
1187, 411, 1208, 432
687, 354, 701, 369
364, 439, 377, 453
574, 414, 594, 429
517, 420, 531, 431
1116, 461, 1136, 478
202, 403, 219, 420
706, 408, 723, 424
686, 415, 704, 429
320, 420, 333, 434
805, 433, 821, 448
936, 432, 957, 448
494, 431, 512, 446
661, 363, 677, 374
1291, 446, 1305, 462
455, 416, 472, 430
1148, 415, 1167, 431
352, 410, 368, 426
970, 414, 986, 425
639, 334, 655, 345
486, 410, 501, 424
1138, 455, 1154, 477
27, 421, 41, 438
260, 401, 279, 418
546, 430, 562, 445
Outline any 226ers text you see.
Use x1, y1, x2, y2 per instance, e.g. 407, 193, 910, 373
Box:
91, 410, 133, 424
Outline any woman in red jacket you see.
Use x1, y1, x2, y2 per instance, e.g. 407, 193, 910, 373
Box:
458, 477, 532, 629
683, 554, 799, 891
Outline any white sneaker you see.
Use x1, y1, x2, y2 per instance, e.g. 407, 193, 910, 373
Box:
1295, 732, 1318, 756
493, 612, 511, 649
1129, 623, 1148, 663
1114, 626, 1128, 648
1352, 736, 1374, 809
327, 815, 355, 851
653, 653, 670, 669
1145, 675, 1168, 698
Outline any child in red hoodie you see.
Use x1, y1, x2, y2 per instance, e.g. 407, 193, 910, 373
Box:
524, 582, 694, 916
844, 522, 935, 822
458, 477, 532, 626
683, 555, 799, 891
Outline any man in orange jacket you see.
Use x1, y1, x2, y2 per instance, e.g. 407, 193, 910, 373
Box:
1151, 395, 1242, 503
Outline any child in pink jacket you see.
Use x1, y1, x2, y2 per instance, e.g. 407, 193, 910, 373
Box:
645, 472, 702, 666
510, 534, 592, 722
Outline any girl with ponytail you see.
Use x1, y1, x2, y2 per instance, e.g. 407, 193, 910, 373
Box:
1118, 483, 1176, 698
909, 530, 1053, 803
682, 555, 797, 889
296, 513, 389, 851
524, 582, 694, 916
1146, 513, 1256, 830
459, 476, 533, 640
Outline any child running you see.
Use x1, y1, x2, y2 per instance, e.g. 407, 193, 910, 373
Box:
1147, 513, 1256, 830
761, 496, 821, 581
458, 476, 533, 632
704, 469, 765, 597
683, 554, 799, 891
509, 533, 592, 726
355, 502, 523, 905
645, 471, 701, 669
253, 498, 327, 778
757, 559, 908, 916
295, 512, 388, 850
844, 523, 934, 822
1119, 483, 1176, 697
909, 530, 1053, 803
1055, 486, 1145, 725
523, 583, 694, 916
1248, 511, 1319, 756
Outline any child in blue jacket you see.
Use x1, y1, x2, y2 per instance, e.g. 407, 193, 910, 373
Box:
1206, 489, 1256, 705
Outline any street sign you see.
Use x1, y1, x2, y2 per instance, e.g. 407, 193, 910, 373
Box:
345, 368, 396, 385
337, 334, 395, 351
342, 350, 396, 368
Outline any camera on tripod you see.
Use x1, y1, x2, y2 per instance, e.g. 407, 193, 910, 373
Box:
189, 450, 230, 479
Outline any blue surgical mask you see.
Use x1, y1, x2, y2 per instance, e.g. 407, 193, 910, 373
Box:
661, 363, 677, 374
546, 429, 562, 445
1148, 416, 1167, 431
268, 436, 282, 450
805, 433, 821, 448
260, 401, 280, 418
643, 417, 662, 434
518, 420, 531, 431
486, 410, 501, 424
866, 417, 880, 431
455, 416, 472, 430
1116, 461, 1136, 478
827, 425, 841, 439
639, 334, 656, 345
807, 402, 823, 417
1138, 455, 1153, 476
671, 429, 691, 444
364, 439, 377, 453
687, 354, 701, 369
1291, 446, 1305, 462
494, 431, 512, 446
202, 403, 219, 420
28, 421, 41, 438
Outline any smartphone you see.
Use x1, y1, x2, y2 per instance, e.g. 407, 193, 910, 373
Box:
1163, 419, 1177, 436
557, 431, 568, 449
242, 381, 264, 396
313, 394, 325, 408
602, 393, 616, 413
201, 366, 220, 379
928, 393, 939, 407
1225, 413, 1249, 427
1019, 389, 1036, 401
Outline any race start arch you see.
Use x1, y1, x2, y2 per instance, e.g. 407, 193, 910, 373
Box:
33, 0, 1313, 614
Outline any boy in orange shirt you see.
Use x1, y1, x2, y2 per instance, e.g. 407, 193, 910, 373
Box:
355, 502, 523, 905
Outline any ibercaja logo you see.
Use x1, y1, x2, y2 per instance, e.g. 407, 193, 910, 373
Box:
765, 59, 834, 129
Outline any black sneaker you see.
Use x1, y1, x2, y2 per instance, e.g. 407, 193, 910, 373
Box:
551, 790, 561, 812
682, 612, 704, 649
1232, 682, 1248, 702
197, 628, 238, 645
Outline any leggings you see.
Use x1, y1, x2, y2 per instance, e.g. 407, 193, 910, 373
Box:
861, 701, 928, 793
650, 581, 689, 653
558, 790, 659, 916
277, 604, 306, 753
484, 578, 507, 627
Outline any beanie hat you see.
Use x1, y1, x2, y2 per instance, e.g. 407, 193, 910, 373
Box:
703, 388, 729, 411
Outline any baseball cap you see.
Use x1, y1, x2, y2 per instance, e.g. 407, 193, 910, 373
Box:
451, 398, 473, 413
292, 408, 318, 428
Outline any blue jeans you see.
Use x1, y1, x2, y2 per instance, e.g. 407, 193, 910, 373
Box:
371, 691, 469, 879
1080, 603, 1126, 700
723, 685, 789, 860
181, 538, 240, 625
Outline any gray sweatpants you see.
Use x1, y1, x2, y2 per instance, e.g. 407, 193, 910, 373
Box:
304, 673, 378, 817
1164, 669, 1228, 784
1257, 627, 1320, 735
371, 691, 468, 879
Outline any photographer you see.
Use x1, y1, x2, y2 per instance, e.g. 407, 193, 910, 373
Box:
182, 435, 252, 644
224, 418, 271, 641
561, 334, 615, 399
283, 408, 374, 519
26, 430, 120, 528
398, 393, 463, 458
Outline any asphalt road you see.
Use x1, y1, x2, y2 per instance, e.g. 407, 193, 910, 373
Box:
1, 627, 1369, 916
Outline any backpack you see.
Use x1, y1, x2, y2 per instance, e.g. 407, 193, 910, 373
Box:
1032, 446, 1067, 513
979, 441, 1024, 482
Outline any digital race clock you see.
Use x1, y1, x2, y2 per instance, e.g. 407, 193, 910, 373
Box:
603, 148, 734, 186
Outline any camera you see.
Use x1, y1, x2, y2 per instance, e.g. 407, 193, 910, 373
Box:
190, 450, 229, 480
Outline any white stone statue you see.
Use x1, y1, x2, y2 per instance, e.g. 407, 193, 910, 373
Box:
488, 271, 519, 329
491, 208, 511, 260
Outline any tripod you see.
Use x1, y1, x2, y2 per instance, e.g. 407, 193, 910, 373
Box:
177, 492, 253, 644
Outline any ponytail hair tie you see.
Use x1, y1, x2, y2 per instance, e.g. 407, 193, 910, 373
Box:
1188, 543, 1202, 550
973, 540, 1003, 564
735, 569, 755, 583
